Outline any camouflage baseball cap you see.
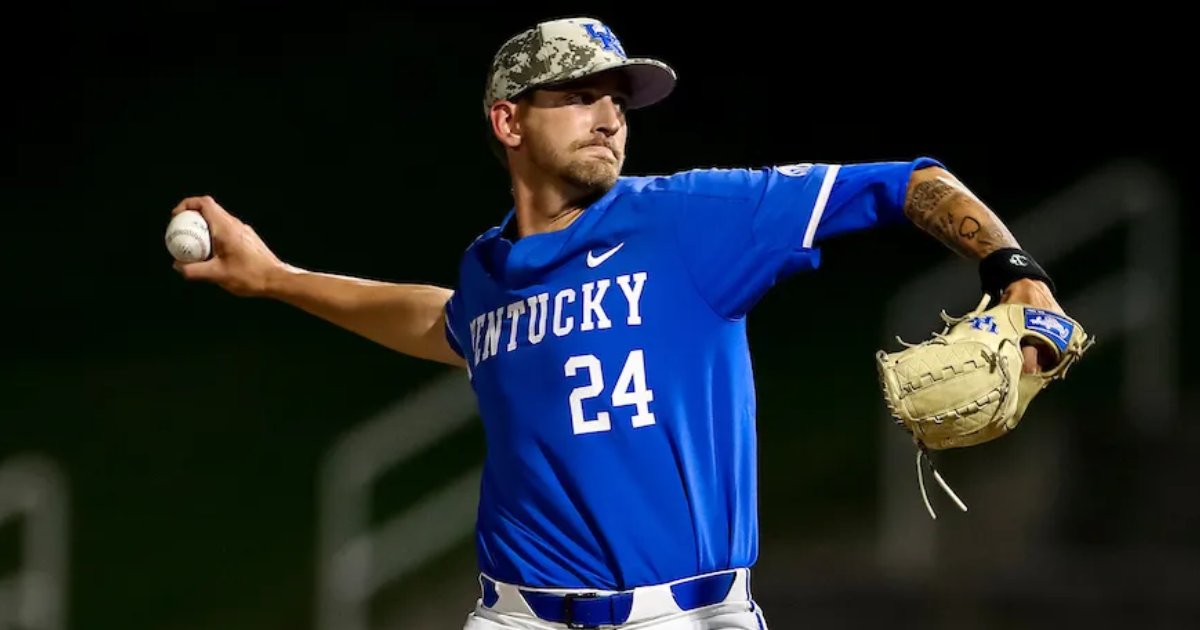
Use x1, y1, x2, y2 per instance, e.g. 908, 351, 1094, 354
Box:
483, 17, 676, 116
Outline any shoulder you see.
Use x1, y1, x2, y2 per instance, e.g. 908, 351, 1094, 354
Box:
457, 224, 502, 256
447, 217, 507, 284
616, 166, 776, 201
615, 162, 849, 201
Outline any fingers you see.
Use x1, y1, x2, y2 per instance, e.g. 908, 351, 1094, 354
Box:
171, 195, 213, 215
173, 259, 221, 282
1021, 340, 1057, 374
171, 195, 238, 228
1022, 345, 1039, 374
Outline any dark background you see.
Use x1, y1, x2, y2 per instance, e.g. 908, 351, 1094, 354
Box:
2, 5, 1193, 630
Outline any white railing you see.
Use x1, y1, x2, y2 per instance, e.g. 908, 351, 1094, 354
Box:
316, 371, 478, 630
0, 454, 69, 630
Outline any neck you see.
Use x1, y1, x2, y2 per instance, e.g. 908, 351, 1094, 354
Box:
509, 169, 603, 239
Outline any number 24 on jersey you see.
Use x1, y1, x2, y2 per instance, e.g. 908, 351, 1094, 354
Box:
564, 350, 655, 435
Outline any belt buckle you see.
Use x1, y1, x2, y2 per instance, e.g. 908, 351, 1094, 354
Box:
563, 592, 600, 629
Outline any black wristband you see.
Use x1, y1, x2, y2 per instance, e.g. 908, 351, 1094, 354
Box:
979, 248, 1056, 302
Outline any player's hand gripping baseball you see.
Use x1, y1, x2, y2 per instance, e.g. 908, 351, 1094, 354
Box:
998, 277, 1064, 374
170, 196, 286, 297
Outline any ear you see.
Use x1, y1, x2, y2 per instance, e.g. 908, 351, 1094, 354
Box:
489, 101, 522, 150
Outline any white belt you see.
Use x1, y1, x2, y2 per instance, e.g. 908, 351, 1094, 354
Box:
478, 568, 753, 627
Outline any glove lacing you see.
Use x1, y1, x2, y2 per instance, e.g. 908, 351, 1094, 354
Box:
900, 294, 996, 520
893, 293, 993, 351
916, 441, 968, 519
913, 330, 1014, 520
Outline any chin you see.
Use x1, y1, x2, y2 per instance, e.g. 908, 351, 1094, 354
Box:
563, 159, 620, 192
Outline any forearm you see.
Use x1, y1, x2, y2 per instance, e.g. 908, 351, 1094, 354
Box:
902, 166, 1019, 260
901, 165, 1063, 324
265, 266, 465, 367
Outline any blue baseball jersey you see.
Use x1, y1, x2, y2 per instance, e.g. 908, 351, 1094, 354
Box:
443, 157, 943, 590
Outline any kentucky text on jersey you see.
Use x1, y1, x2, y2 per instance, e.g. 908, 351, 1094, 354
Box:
468, 272, 648, 368
444, 157, 944, 591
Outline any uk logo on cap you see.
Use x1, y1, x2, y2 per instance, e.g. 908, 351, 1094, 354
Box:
583, 23, 627, 58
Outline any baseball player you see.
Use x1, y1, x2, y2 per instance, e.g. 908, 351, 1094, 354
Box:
171, 16, 1073, 629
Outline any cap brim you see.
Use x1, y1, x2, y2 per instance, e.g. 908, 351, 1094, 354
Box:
596, 58, 677, 110
533, 58, 676, 111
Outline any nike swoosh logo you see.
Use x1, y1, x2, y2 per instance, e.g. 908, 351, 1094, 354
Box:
586, 242, 625, 268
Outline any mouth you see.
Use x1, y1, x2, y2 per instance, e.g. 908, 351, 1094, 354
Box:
580, 144, 617, 160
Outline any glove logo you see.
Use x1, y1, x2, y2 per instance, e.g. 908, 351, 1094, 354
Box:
1009, 253, 1029, 266
1024, 308, 1073, 351
970, 315, 998, 333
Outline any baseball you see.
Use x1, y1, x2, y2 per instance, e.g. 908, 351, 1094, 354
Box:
165, 210, 212, 262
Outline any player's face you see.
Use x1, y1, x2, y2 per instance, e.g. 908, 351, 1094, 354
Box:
518, 72, 630, 192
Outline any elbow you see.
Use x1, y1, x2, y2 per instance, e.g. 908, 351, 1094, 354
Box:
902, 164, 964, 221
909, 164, 955, 188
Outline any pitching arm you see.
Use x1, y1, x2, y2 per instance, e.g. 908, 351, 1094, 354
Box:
169, 195, 466, 368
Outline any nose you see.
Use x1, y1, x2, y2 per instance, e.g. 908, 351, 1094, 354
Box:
592, 95, 624, 136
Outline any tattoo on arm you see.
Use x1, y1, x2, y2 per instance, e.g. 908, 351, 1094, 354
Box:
904, 177, 1019, 259
958, 217, 980, 238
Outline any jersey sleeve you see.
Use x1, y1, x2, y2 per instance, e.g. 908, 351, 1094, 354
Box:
443, 289, 467, 360
809, 157, 945, 244
672, 157, 944, 319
